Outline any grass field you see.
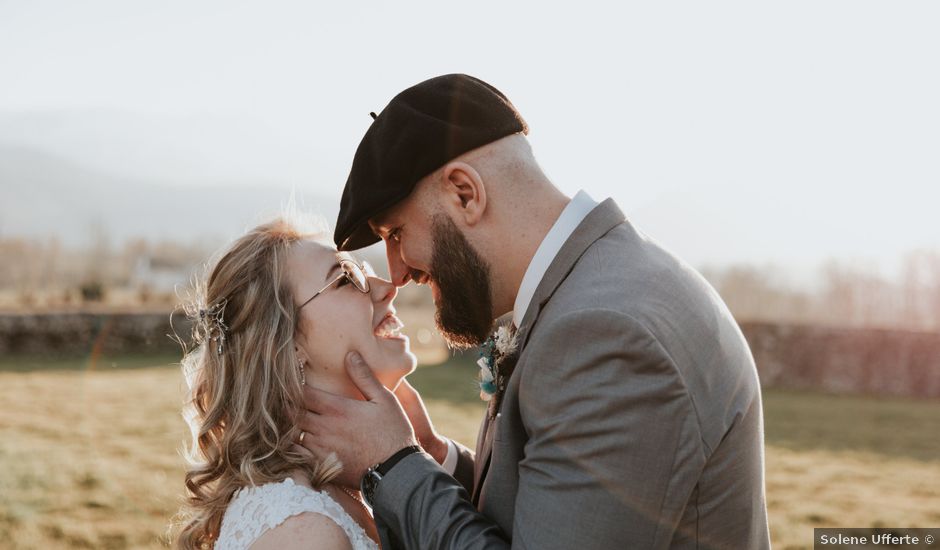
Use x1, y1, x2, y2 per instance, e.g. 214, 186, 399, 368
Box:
1, 355, 938, 550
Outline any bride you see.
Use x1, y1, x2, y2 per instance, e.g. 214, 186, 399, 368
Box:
175, 216, 427, 549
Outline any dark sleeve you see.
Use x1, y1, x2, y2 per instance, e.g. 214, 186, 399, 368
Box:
373, 452, 509, 550
373, 442, 479, 550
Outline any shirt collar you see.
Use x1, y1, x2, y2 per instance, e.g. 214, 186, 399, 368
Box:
512, 190, 599, 328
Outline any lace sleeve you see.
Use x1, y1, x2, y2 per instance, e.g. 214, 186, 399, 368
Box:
215, 478, 378, 550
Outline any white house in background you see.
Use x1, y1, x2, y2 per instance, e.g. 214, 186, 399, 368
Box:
131, 255, 193, 294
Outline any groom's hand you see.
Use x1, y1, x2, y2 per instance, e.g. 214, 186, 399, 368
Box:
298, 351, 418, 487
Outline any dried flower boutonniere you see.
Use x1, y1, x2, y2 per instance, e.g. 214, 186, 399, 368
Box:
477, 324, 519, 403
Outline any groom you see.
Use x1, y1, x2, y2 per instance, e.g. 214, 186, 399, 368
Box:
301, 74, 771, 549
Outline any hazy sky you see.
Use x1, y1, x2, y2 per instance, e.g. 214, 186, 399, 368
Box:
1, 1, 937, 280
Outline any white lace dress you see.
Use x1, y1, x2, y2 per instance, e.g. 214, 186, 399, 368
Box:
215, 478, 379, 550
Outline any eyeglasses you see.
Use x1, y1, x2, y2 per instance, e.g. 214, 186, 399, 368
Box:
298, 258, 374, 310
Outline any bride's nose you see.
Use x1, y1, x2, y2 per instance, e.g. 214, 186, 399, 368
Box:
369, 275, 398, 305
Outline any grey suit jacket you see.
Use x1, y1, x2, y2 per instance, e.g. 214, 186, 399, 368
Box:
374, 199, 771, 549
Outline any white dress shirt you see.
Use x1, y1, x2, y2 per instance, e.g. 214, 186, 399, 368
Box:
512, 190, 599, 328
442, 439, 458, 474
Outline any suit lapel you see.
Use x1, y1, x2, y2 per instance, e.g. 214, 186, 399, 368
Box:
472, 399, 496, 495
472, 198, 627, 505
515, 198, 626, 349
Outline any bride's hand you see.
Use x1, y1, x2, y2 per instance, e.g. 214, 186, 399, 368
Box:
394, 379, 449, 465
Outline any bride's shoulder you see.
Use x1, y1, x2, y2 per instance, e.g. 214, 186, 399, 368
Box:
217, 478, 355, 550
249, 510, 353, 550
227, 476, 334, 514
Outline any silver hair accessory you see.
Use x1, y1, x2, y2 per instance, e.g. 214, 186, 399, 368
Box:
196, 300, 228, 356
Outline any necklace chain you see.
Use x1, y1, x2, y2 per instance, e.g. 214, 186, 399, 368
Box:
339, 485, 370, 512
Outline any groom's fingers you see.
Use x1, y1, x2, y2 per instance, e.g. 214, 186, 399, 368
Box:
302, 383, 344, 415
345, 351, 387, 402
294, 439, 331, 462
290, 443, 316, 462
298, 410, 325, 438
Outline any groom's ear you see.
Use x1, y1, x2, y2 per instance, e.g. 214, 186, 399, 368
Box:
441, 161, 486, 227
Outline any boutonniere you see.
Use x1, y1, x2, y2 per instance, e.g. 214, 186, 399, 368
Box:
477, 324, 519, 402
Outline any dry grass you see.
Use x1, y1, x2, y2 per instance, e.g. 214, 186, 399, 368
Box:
0, 356, 937, 549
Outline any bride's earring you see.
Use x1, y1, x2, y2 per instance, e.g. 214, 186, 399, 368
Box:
298, 359, 306, 386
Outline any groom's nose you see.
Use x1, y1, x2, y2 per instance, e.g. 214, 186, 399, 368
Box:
385, 244, 411, 287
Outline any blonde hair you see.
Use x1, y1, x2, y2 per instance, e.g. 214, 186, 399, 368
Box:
174, 217, 341, 549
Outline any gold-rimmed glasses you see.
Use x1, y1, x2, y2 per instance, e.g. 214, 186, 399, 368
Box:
297, 258, 375, 310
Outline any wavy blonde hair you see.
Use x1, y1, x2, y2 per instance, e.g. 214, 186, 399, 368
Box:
174, 217, 341, 550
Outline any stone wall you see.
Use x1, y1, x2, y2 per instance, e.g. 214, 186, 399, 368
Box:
2, 313, 938, 398
0, 312, 191, 357
741, 322, 940, 399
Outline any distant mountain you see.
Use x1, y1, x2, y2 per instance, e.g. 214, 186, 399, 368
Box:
0, 109, 336, 187
0, 144, 340, 247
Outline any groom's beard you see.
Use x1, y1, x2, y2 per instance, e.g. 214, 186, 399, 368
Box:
429, 215, 494, 350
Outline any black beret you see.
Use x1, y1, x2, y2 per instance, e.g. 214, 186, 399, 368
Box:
334, 73, 528, 251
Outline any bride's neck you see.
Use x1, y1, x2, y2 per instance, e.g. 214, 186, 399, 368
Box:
305, 366, 367, 401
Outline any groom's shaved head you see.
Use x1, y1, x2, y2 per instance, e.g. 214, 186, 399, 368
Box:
418, 134, 543, 214
445, 133, 538, 180
372, 133, 541, 238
